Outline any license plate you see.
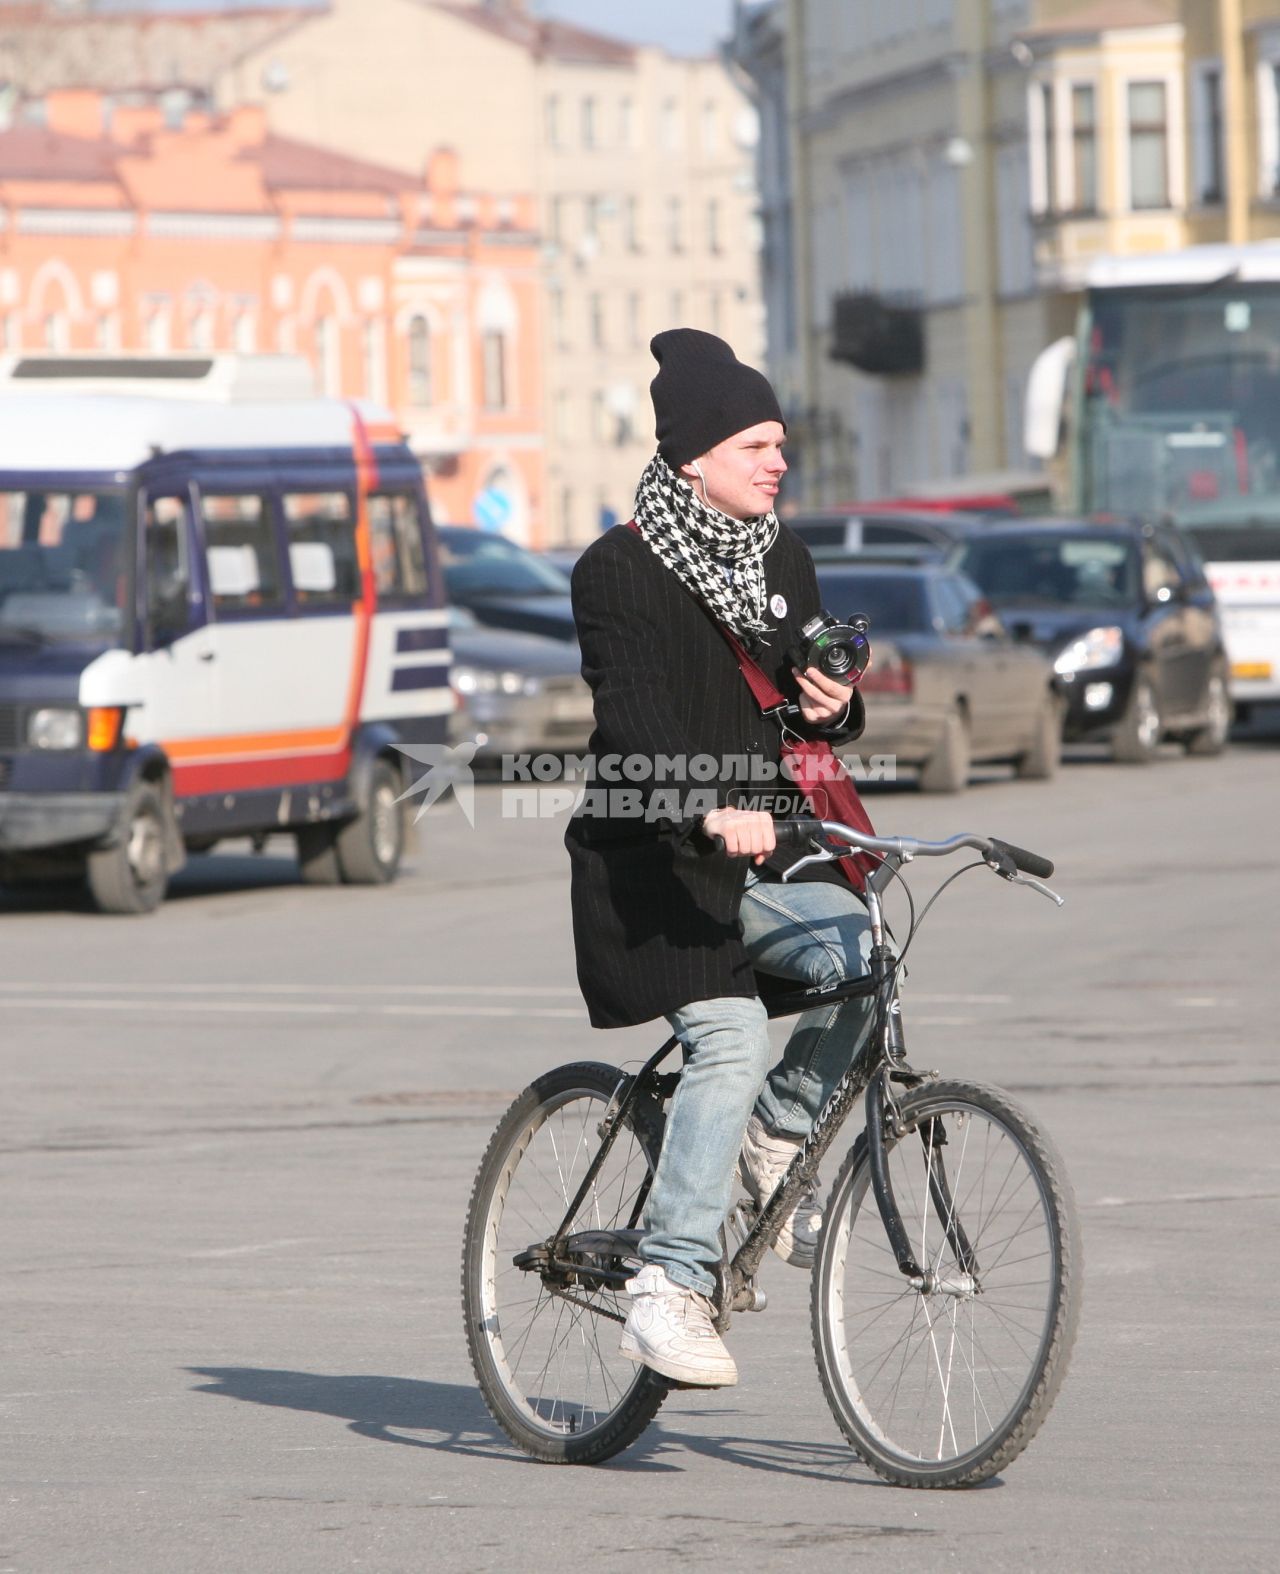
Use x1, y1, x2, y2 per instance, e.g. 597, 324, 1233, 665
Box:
552, 693, 594, 722
1231, 661, 1273, 681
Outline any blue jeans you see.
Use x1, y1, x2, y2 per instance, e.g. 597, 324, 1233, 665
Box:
638, 870, 877, 1295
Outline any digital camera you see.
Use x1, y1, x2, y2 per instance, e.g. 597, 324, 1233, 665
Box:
793, 611, 871, 684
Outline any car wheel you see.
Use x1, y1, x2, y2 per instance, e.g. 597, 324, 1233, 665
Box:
86, 781, 170, 915
1112, 673, 1162, 764
296, 824, 342, 885
335, 757, 405, 885
1015, 691, 1063, 781
919, 707, 970, 793
1183, 663, 1232, 758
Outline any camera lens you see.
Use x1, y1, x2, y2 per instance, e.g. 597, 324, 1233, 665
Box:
824, 643, 854, 676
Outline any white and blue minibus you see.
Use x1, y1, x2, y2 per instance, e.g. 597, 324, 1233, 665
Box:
0, 355, 449, 911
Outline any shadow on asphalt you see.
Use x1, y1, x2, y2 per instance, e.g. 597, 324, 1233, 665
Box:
185, 1365, 988, 1489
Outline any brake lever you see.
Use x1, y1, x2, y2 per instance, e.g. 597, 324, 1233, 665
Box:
1009, 873, 1065, 907
780, 841, 837, 882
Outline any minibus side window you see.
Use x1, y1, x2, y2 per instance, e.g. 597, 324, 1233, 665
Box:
282, 492, 359, 608
201, 493, 284, 613
144, 495, 191, 643
368, 493, 428, 598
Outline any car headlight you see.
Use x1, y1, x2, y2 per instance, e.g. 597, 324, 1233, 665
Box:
28, 707, 84, 750
498, 670, 526, 696
451, 666, 498, 695
1053, 626, 1123, 676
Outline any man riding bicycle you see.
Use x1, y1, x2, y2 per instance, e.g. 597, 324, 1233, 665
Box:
565, 329, 880, 1388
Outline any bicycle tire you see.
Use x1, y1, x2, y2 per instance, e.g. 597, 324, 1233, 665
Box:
811, 1078, 1080, 1488
461, 1061, 669, 1465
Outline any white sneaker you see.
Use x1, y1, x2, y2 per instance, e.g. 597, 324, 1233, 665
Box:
619, 1264, 739, 1388
738, 1113, 822, 1268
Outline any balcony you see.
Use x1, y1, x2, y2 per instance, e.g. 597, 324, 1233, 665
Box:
829, 292, 924, 377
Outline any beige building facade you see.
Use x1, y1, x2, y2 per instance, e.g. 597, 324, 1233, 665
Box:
773, 0, 1280, 506
214, 0, 765, 544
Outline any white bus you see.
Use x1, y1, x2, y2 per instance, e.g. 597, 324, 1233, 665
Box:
0, 355, 450, 912
1026, 243, 1280, 725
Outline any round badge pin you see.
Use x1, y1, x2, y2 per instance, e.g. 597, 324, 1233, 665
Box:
770, 593, 788, 618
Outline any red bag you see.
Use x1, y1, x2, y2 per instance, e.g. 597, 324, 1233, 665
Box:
720, 628, 878, 893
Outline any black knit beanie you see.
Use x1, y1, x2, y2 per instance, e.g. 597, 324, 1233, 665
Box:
649, 328, 785, 468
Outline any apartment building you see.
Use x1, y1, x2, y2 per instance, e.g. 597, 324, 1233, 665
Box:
0, 87, 543, 534
209, 0, 766, 544
735, 0, 1280, 505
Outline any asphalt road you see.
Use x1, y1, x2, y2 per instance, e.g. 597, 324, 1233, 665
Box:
3, 742, 1277, 1573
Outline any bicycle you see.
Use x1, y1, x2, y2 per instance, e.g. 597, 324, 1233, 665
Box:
461, 817, 1081, 1487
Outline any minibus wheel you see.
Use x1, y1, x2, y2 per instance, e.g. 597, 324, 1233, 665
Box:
336, 757, 404, 885
86, 781, 170, 915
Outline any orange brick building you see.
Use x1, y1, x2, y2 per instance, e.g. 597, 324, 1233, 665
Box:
0, 89, 546, 542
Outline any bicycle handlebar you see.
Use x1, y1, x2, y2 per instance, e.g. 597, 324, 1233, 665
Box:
772, 817, 1055, 880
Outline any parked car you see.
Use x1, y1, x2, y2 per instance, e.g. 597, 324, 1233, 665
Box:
815, 561, 1061, 792
956, 520, 1231, 763
447, 607, 592, 761
788, 509, 986, 560
437, 526, 576, 641
538, 546, 585, 578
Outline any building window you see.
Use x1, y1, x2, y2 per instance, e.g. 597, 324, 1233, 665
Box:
559, 486, 575, 543
481, 329, 507, 410
362, 320, 386, 403
592, 389, 607, 443
43, 313, 68, 352
1071, 85, 1097, 213
624, 195, 641, 251
581, 96, 597, 148
545, 95, 561, 148
589, 291, 605, 349
1128, 81, 1170, 210
669, 289, 685, 324
407, 316, 431, 407
666, 196, 684, 253
555, 389, 571, 442
95, 313, 117, 351
661, 97, 681, 152
188, 307, 214, 353
706, 198, 721, 254
1040, 81, 1057, 212
1269, 63, 1280, 194
619, 97, 634, 148
232, 310, 256, 353
314, 316, 340, 395
548, 196, 564, 244
549, 284, 566, 349
1195, 65, 1224, 202
584, 194, 602, 241
702, 101, 718, 155
627, 290, 642, 348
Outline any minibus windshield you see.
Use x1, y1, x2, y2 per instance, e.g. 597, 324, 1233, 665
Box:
0, 488, 129, 644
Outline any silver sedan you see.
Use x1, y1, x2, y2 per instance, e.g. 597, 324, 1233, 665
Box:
447, 608, 593, 762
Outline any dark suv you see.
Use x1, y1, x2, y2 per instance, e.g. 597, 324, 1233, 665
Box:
956, 519, 1231, 762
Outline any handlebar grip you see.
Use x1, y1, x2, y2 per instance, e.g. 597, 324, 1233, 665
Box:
773, 817, 827, 849
989, 838, 1054, 879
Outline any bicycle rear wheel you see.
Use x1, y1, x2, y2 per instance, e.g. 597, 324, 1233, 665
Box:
812, 1078, 1080, 1488
462, 1062, 668, 1464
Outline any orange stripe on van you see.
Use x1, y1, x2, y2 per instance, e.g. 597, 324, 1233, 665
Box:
164, 726, 349, 762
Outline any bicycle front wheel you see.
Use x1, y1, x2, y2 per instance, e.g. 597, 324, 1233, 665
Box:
462, 1062, 668, 1464
812, 1079, 1080, 1488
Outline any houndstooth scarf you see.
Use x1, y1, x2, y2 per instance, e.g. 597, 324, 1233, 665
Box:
631, 453, 779, 647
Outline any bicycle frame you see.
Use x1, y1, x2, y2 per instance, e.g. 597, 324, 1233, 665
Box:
541, 854, 963, 1323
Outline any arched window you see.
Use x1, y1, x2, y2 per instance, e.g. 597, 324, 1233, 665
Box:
314, 315, 339, 395
408, 315, 431, 407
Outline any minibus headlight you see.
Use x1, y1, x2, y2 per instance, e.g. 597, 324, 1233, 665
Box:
28, 707, 84, 750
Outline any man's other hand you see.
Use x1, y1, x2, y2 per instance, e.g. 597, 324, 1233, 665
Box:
793, 665, 852, 726
701, 807, 776, 865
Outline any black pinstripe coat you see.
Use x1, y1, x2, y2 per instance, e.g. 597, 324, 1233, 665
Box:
564, 520, 865, 1029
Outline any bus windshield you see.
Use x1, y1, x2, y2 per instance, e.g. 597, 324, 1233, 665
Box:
1081, 283, 1280, 531
0, 488, 130, 644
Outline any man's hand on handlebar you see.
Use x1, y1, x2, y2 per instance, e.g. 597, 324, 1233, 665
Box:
702, 806, 777, 865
